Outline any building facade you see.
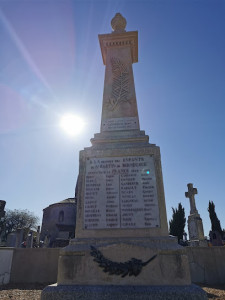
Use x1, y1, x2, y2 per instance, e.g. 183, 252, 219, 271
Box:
40, 198, 76, 247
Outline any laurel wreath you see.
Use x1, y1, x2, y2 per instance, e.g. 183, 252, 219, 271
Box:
90, 245, 157, 277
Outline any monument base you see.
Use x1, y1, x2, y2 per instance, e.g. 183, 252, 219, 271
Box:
41, 284, 207, 300
188, 240, 208, 247
41, 237, 207, 299
56, 237, 191, 286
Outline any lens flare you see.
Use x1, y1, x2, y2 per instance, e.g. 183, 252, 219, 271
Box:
60, 113, 85, 136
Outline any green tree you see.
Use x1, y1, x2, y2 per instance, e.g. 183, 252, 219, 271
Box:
169, 203, 186, 242
2, 209, 39, 240
208, 201, 222, 236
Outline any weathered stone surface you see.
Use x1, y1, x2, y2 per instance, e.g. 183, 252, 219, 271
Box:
83, 155, 160, 230
40, 198, 76, 247
185, 183, 207, 246
0, 200, 6, 218
111, 13, 127, 32
75, 145, 168, 239
41, 13, 206, 299
41, 284, 207, 300
185, 184, 198, 215
187, 246, 225, 285
209, 230, 223, 246
57, 237, 191, 286
0, 248, 13, 285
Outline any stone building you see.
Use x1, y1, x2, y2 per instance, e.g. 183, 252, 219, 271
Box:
40, 198, 76, 247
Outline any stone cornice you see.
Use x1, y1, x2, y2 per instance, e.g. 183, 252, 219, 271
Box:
98, 31, 138, 65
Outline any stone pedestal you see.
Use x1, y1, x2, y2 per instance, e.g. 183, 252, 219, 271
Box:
57, 237, 190, 286
188, 214, 207, 247
42, 235, 206, 299
42, 284, 207, 300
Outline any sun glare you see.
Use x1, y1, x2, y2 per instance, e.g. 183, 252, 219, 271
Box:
60, 113, 85, 136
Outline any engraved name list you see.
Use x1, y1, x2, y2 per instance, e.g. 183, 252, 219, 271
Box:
84, 155, 160, 230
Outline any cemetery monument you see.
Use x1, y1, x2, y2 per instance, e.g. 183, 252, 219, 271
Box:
185, 183, 207, 247
0, 200, 6, 245
42, 13, 206, 299
0, 200, 6, 219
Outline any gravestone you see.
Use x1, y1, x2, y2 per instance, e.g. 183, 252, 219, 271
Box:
15, 228, 23, 247
36, 226, 40, 247
0, 200, 6, 244
42, 13, 207, 300
43, 235, 50, 248
6, 232, 17, 247
6, 229, 23, 248
0, 200, 6, 218
26, 231, 33, 248
209, 230, 223, 246
185, 183, 207, 247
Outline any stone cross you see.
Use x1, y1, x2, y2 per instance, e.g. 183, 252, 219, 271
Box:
185, 183, 198, 214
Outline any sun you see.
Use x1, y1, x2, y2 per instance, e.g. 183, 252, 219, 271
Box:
60, 113, 85, 136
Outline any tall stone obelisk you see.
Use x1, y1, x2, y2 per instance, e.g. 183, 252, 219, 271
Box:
74, 13, 169, 239
42, 13, 207, 300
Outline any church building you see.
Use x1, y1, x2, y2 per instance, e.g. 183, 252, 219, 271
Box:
40, 198, 76, 247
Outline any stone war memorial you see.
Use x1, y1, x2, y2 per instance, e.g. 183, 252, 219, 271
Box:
42, 13, 207, 300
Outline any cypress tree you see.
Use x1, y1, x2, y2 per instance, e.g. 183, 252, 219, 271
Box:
208, 201, 223, 236
169, 203, 186, 242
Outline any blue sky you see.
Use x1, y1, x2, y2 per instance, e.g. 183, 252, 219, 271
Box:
0, 0, 224, 237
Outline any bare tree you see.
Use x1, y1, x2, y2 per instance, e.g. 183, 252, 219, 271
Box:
2, 209, 39, 240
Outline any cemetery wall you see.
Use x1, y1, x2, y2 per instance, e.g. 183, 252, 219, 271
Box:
1, 246, 225, 285
0, 248, 13, 285
186, 247, 225, 284
10, 248, 60, 283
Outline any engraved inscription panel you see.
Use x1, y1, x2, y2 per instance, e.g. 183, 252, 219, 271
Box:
84, 155, 160, 229
102, 117, 138, 131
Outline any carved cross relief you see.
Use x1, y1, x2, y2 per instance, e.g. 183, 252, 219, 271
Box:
185, 183, 198, 214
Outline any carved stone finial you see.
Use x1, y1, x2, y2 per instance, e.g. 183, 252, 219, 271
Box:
111, 13, 127, 33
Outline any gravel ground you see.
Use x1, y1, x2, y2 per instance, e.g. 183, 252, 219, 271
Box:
0, 284, 47, 300
200, 284, 225, 299
0, 283, 225, 300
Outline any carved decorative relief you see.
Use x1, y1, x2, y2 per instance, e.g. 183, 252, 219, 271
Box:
90, 245, 157, 277
107, 57, 129, 111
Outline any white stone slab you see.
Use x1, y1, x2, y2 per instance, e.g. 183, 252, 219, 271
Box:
84, 155, 160, 229
102, 117, 139, 131
0, 249, 13, 285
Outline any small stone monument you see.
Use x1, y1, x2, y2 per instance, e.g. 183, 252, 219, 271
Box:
0, 200, 6, 244
0, 200, 6, 218
26, 231, 33, 248
15, 228, 23, 247
6, 229, 24, 248
43, 235, 49, 248
36, 226, 40, 247
42, 13, 206, 300
209, 231, 223, 246
6, 232, 17, 247
185, 183, 207, 247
